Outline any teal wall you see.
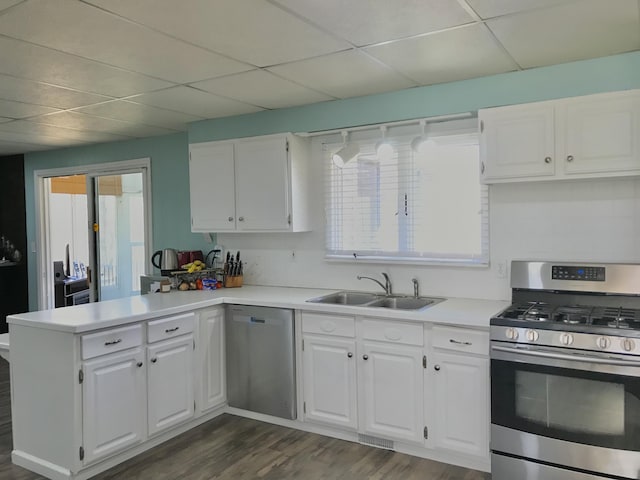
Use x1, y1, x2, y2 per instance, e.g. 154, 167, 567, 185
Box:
24, 51, 640, 310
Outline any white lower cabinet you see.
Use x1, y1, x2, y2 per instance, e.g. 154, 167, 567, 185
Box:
82, 347, 146, 464
199, 306, 226, 412
147, 335, 195, 436
359, 341, 424, 443
302, 335, 357, 429
430, 351, 488, 457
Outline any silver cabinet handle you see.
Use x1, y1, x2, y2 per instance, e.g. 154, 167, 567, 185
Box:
238, 216, 245, 222
104, 339, 122, 346
228, 216, 234, 222
165, 327, 179, 333
151, 357, 158, 363
136, 362, 143, 368
363, 354, 369, 360
449, 339, 472, 346
544, 157, 552, 164
347, 352, 353, 358
566, 155, 574, 162
434, 365, 441, 371
480, 162, 485, 174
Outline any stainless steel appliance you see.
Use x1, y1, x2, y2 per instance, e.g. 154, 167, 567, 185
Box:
491, 261, 640, 480
225, 305, 296, 420
151, 248, 178, 274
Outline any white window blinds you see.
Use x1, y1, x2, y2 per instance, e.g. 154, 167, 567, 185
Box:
324, 120, 488, 265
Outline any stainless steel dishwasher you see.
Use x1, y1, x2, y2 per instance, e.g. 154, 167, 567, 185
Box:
225, 305, 296, 420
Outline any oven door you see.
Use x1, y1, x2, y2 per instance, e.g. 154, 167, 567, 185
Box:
491, 342, 640, 479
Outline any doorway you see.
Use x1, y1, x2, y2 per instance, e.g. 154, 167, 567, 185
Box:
35, 159, 152, 310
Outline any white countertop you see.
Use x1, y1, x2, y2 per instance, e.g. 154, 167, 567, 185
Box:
7, 285, 509, 333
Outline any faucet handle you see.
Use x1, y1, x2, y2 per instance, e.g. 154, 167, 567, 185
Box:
411, 278, 419, 298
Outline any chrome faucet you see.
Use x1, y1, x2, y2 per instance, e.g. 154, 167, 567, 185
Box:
412, 278, 419, 298
357, 273, 392, 295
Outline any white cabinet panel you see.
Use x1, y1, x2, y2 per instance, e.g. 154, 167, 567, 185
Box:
302, 335, 357, 430
480, 102, 555, 181
147, 336, 195, 436
235, 135, 290, 231
189, 141, 236, 232
359, 342, 424, 443
200, 306, 226, 412
82, 348, 146, 464
431, 351, 488, 458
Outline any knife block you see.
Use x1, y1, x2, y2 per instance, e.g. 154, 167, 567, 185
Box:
224, 275, 243, 288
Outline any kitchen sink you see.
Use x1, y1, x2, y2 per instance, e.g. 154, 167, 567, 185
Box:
306, 291, 445, 311
306, 291, 380, 305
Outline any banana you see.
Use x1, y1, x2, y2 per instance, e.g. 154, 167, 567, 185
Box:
181, 262, 193, 270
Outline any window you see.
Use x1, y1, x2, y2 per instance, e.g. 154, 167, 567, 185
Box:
324, 118, 488, 265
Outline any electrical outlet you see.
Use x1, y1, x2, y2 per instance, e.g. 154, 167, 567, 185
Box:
496, 261, 507, 279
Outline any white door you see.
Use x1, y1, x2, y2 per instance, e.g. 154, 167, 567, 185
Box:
560, 91, 640, 175
82, 348, 146, 464
480, 103, 555, 181
234, 135, 290, 231
189, 141, 236, 232
200, 307, 226, 412
359, 342, 424, 443
302, 335, 357, 430
431, 351, 489, 457
147, 335, 195, 436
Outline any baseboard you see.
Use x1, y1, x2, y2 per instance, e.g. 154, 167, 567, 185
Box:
12, 450, 72, 480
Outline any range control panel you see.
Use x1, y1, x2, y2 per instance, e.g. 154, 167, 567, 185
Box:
552, 265, 606, 281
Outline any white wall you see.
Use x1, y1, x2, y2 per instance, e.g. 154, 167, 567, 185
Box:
218, 140, 640, 301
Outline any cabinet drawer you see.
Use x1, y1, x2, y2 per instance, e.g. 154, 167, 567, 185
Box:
82, 324, 143, 360
432, 325, 488, 356
362, 318, 423, 346
302, 312, 355, 337
148, 313, 195, 343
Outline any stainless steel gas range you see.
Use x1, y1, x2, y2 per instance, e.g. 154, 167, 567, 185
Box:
490, 261, 640, 480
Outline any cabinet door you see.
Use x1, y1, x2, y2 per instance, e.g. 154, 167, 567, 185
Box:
147, 335, 195, 436
480, 103, 555, 182
431, 352, 488, 457
560, 91, 640, 175
234, 135, 291, 231
82, 348, 146, 464
359, 342, 424, 443
189, 141, 236, 232
200, 307, 226, 412
303, 335, 357, 430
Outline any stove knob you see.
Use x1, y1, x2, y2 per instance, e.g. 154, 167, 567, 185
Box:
559, 333, 574, 346
596, 336, 610, 349
526, 329, 539, 342
621, 338, 636, 352
505, 328, 519, 340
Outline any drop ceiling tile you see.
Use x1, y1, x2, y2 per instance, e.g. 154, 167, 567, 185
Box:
0, 120, 132, 143
0, 36, 172, 97
268, 50, 417, 99
190, 70, 334, 109
487, 0, 640, 68
465, 0, 576, 19
274, 0, 474, 46
0, 140, 50, 155
84, 0, 350, 67
0, 74, 112, 109
366, 24, 518, 85
73, 100, 203, 130
0, 0, 253, 84
0, 128, 85, 147
0, 117, 11, 123
32, 111, 178, 138
0, 99, 59, 119
129, 86, 264, 119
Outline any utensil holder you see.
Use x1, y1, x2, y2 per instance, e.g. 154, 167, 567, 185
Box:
224, 275, 243, 288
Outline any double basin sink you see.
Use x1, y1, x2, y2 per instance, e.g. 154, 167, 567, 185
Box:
306, 291, 445, 311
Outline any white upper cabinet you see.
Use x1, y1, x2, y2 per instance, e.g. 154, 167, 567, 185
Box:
189, 133, 311, 232
480, 90, 640, 183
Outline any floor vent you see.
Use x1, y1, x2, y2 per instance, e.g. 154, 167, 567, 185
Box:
358, 433, 394, 450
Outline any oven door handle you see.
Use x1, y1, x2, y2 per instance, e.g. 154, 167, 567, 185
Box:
491, 345, 640, 367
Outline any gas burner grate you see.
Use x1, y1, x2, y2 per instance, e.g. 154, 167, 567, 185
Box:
591, 307, 640, 329
551, 305, 593, 325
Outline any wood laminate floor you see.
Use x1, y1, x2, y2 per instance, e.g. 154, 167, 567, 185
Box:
0, 359, 490, 479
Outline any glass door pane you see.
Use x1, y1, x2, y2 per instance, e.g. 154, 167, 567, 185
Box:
93, 173, 146, 301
